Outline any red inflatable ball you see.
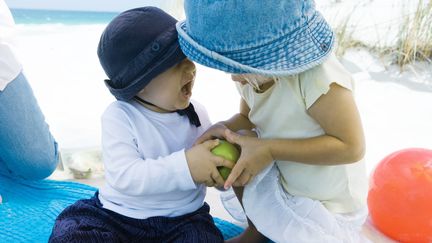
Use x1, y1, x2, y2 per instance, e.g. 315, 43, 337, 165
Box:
368, 148, 432, 243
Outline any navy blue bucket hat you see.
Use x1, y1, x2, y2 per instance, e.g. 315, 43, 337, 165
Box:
176, 0, 335, 76
98, 7, 186, 101
98, 7, 201, 127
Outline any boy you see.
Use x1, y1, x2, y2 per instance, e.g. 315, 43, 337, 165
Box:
49, 7, 232, 242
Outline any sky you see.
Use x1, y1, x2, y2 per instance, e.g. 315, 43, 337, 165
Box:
4, 0, 181, 12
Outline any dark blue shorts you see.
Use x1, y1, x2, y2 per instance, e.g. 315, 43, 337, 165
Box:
49, 192, 224, 243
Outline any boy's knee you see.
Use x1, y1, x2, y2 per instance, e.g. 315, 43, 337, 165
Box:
50, 218, 118, 243
178, 222, 223, 243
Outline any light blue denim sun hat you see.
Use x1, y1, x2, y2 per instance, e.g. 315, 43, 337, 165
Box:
176, 0, 335, 76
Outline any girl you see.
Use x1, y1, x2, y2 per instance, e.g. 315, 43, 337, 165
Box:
177, 0, 370, 242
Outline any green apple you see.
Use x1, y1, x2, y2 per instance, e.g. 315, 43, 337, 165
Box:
211, 140, 240, 180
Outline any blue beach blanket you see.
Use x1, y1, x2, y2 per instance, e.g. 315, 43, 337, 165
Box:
0, 175, 244, 242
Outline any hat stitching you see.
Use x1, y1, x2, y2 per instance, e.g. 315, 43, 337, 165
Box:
176, 10, 334, 76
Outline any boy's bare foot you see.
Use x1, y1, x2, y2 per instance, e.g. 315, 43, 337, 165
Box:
225, 226, 268, 243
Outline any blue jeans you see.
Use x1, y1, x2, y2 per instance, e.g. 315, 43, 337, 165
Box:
0, 72, 58, 180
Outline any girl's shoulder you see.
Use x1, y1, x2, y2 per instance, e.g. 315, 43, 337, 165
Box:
299, 53, 353, 89
297, 53, 354, 109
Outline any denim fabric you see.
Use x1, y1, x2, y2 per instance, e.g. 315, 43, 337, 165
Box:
0, 72, 58, 180
176, 0, 335, 76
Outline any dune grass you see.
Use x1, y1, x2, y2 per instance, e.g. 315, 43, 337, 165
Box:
333, 0, 432, 69
333, 10, 365, 57
394, 0, 432, 68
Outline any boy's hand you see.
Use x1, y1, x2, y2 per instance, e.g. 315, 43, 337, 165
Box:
186, 139, 235, 187
194, 123, 229, 145
223, 129, 274, 189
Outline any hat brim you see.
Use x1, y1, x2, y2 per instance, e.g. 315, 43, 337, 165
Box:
176, 12, 335, 76
106, 26, 186, 101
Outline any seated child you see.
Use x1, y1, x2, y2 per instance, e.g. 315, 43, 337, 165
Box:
49, 7, 234, 243
177, 0, 370, 242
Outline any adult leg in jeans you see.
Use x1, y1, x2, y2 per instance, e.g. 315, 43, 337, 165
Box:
0, 72, 58, 180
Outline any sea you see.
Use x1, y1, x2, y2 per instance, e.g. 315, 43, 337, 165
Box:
10, 8, 118, 25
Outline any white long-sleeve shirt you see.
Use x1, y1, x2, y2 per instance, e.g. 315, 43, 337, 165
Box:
0, 0, 22, 91
98, 100, 212, 219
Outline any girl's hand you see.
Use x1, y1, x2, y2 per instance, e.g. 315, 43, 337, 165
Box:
223, 129, 274, 189
186, 139, 235, 187
194, 123, 229, 145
